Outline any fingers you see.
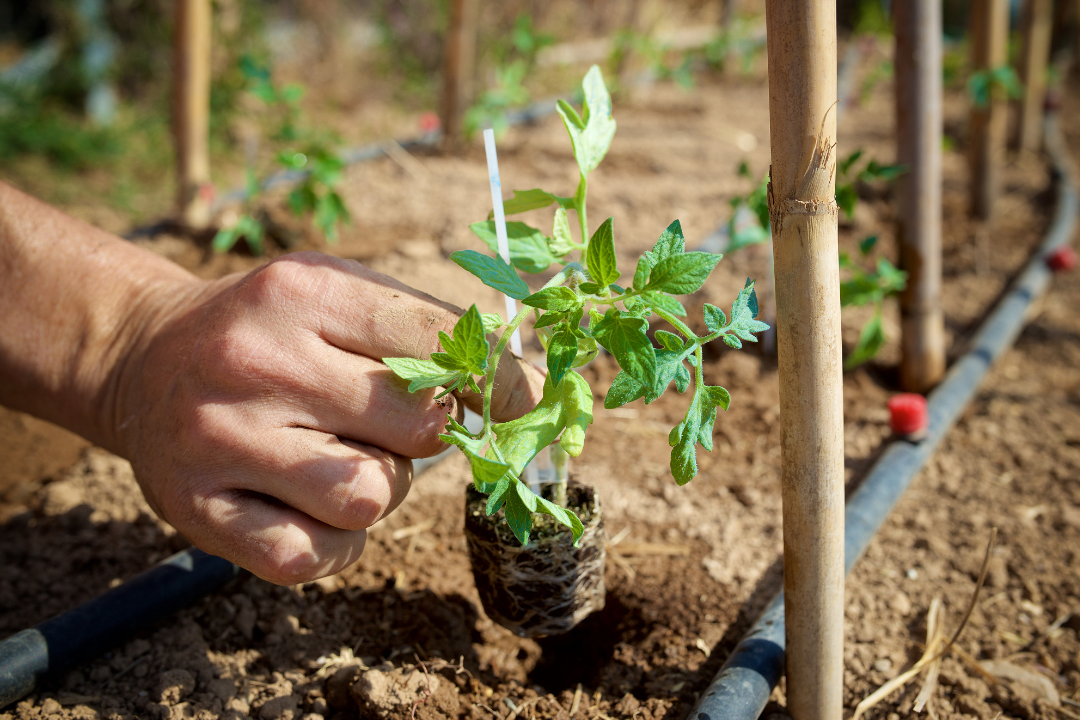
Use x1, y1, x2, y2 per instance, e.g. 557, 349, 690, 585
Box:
189, 491, 370, 585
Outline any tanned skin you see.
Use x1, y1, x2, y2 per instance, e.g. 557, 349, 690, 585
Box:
0, 181, 544, 584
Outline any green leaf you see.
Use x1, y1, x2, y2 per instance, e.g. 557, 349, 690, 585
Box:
592, 310, 657, 388
859, 235, 879, 256
533, 311, 565, 329
481, 313, 504, 334
641, 291, 687, 317
586, 217, 620, 288
556, 65, 617, 177
534, 492, 585, 545
469, 221, 558, 273
435, 306, 489, 375
728, 281, 770, 343
836, 183, 857, 219
451, 250, 531, 300
655, 330, 685, 351
648, 349, 690, 403
485, 475, 513, 514
503, 483, 534, 545
546, 326, 578, 387
603, 370, 646, 408
523, 286, 582, 312
490, 371, 594, 474
703, 303, 727, 333
668, 382, 729, 485
461, 446, 512, 494
498, 188, 558, 216
383, 357, 463, 394
645, 252, 722, 294
632, 255, 651, 291
643, 220, 686, 269
839, 149, 863, 176
550, 208, 577, 256
844, 309, 886, 370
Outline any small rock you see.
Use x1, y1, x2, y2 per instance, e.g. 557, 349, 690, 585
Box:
226, 697, 250, 715
259, 694, 299, 719
207, 678, 237, 703
310, 697, 328, 715
325, 664, 361, 708
40, 699, 62, 715
889, 591, 912, 616
873, 658, 893, 673
351, 665, 443, 719
614, 693, 640, 715
157, 669, 196, 704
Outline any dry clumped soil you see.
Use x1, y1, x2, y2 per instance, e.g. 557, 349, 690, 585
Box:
2, 56, 1080, 720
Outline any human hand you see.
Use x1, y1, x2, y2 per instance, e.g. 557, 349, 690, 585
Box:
108, 252, 545, 584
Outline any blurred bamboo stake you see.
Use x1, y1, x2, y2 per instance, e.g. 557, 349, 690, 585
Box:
895, 0, 946, 392
968, 0, 1010, 221
765, 1, 844, 718
440, 0, 479, 144
1017, 0, 1053, 152
174, 0, 212, 229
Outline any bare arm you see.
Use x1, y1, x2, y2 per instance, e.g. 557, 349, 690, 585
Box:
0, 181, 544, 583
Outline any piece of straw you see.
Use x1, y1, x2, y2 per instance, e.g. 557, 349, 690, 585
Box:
482, 129, 523, 358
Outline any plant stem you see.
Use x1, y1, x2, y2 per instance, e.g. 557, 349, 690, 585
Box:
574, 175, 589, 245
482, 305, 533, 437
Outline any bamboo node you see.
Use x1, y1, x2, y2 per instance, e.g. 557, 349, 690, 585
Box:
782, 198, 838, 216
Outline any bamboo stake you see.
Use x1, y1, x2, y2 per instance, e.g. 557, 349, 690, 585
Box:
1016, 0, 1053, 153
440, 0, 479, 144
764, 2, 844, 718
174, 0, 212, 229
968, 0, 1010, 221
895, 0, 946, 393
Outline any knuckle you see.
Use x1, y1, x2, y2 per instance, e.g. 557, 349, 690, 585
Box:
257, 534, 324, 585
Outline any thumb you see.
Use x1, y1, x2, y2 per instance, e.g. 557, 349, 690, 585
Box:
456, 348, 546, 422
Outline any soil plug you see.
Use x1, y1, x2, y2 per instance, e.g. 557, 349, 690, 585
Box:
384, 66, 769, 636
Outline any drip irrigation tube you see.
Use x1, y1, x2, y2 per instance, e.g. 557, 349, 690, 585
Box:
687, 113, 1077, 720
0, 549, 240, 708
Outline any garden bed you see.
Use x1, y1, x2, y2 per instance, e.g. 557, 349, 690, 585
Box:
1, 60, 1079, 720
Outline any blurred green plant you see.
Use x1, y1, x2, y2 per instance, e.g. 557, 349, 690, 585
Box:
212, 58, 349, 254
839, 236, 907, 369
465, 14, 553, 138
725, 161, 770, 252
967, 64, 1022, 108
0, 84, 120, 169
853, 0, 893, 36
835, 149, 906, 220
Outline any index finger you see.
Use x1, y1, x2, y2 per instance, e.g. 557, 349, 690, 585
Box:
282, 253, 545, 421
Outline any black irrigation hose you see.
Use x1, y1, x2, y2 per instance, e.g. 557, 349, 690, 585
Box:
687, 113, 1078, 720
0, 549, 241, 708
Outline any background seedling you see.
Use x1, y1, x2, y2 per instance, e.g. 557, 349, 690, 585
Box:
839, 236, 908, 369
386, 66, 769, 546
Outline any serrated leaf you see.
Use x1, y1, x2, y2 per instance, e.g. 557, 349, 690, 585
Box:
675, 363, 691, 393
704, 303, 727, 333
641, 291, 687, 317
645, 252, 722, 294
592, 310, 656, 387
604, 370, 646, 409
481, 313, 504, 334
546, 326, 578, 387
550, 208, 576, 256
632, 255, 651, 291
655, 330, 685, 351
556, 65, 617, 177
643, 220, 686, 269
647, 349, 689, 403
437, 305, 489, 375
523, 286, 582, 312
383, 357, 463, 394
533, 311, 565, 329
451, 250, 531, 300
728, 281, 769, 343
586, 218, 619, 288
668, 382, 728, 485
469, 221, 558, 273
559, 369, 593, 456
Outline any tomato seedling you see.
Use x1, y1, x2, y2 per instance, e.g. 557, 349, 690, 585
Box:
386, 66, 769, 546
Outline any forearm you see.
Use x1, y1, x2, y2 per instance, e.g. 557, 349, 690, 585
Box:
0, 181, 203, 450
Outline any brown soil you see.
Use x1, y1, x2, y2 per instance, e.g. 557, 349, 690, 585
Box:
2, 46, 1080, 720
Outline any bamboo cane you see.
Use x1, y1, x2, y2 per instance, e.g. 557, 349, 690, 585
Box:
968, 0, 1010, 221
764, 2, 845, 718
174, 0, 212, 229
1016, 0, 1053, 153
895, 0, 946, 393
440, 0, 479, 144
